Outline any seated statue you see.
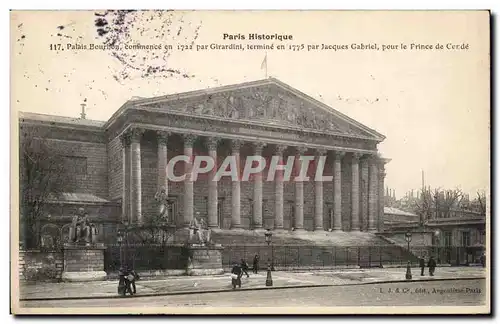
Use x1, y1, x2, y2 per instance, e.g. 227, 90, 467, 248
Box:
189, 212, 212, 246
68, 207, 97, 244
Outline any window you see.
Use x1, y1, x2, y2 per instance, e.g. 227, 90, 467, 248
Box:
461, 231, 471, 247
443, 231, 452, 247
479, 231, 485, 245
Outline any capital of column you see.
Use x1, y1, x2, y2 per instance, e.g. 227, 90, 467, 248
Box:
275, 144, 287, 155
207, 137, 220, 151
379, 170, 387, 179
129, 128, 145, 143
295, 146, 308, 155
252, 142, 266, 155
316, 148, 328, 156
120, 132, 131, 148
183, 134, 197, 148
156, 131, 170, 145
351, 152, 363, 162
231, 139, 242, 152
334, 151, 346, 161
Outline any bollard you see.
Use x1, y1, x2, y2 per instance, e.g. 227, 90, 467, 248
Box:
265, 264, 273, 287
405, 261, 412, 280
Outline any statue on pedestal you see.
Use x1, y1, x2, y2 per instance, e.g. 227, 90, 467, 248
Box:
189, 212, 212, 246
154, 186, 169, 222
68, 207, 97, 244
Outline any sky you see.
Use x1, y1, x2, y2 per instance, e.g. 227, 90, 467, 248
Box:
10, 10, 490, 198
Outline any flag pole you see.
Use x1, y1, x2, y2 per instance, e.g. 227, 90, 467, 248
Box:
261, 52, 268, 79
265, 52, 268, 78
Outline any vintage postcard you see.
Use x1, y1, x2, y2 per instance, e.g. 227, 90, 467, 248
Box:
10, 10, 490, 315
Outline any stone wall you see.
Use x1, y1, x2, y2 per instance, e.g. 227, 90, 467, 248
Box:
19, 250, 64, 281
41, 138, 108, 198
63, 248, 105, 273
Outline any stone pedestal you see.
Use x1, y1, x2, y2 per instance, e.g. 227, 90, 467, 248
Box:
186, 244, 224, 276
61, 243, 107, 282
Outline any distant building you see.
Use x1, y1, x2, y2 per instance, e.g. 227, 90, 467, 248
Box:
383, 207, 419, 227
382, 206, 485, 266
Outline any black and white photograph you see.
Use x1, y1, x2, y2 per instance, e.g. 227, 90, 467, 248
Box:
9, 10, 490, 315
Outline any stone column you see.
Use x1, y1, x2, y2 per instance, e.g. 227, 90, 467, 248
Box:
368, 156, 379, 232
120, 133, 131, 223
333, 151, 344, 231
294, 147, 307, 230
183, 134, 196, 227
157, 131, 169, 194
314, 149, 327, 231
252, 142, 266, 229
360, 156, 369, 231
207, 137, 219, 228
274, 145, 287, 230
129, 128, 144, 225
351, 153, 361, 231
378, 161, 387, 232
231, 140, 242, 228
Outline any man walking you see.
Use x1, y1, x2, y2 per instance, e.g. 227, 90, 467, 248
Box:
241, 258, 250, 278
252, 254, 260, 274
428, 256, 437, 276
419, 255, 426, 276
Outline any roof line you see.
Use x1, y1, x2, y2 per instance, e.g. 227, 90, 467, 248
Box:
125, 77, 385, 141
268, 77, 386, 141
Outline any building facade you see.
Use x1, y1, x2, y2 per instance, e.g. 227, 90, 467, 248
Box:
20, 78, 389, 246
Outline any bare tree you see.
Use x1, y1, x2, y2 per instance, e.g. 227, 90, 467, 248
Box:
129, 212, 176, 246
440, 188, 464, 217
475, 190, 487, 215
414, 187, 433, 224
20, 126, 68, 248
414, 187, 464, 222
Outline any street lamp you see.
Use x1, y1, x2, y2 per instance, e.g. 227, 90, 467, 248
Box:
264, 229, 273, 286
117, 230, 123, 269
405, 231, 413, 280
434, 229, 441, 263
264, 229, 275, 270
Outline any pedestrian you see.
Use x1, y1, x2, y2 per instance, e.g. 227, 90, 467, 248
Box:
241, 258, 250, 278
428, 256, 437, 276
480, 252, 486, 268
125, 267, 139, 295
253, 254, 260, 274
231, 262, 242, 289
419, 255, 426, 276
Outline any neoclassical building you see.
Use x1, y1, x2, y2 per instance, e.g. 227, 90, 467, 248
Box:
20, 77, 389, 245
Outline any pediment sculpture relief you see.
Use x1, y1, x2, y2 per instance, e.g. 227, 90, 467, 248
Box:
148, 86, 370, 137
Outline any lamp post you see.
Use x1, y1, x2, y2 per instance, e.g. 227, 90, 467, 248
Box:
434, 229, 441, 263
117, 230, 123, 269
405, 231, 413, 280
116, 230, 126, 296
264, 229, 273, 286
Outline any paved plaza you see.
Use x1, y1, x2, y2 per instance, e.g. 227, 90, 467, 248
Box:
20, 266, 486, 301
20, 279, 487, 310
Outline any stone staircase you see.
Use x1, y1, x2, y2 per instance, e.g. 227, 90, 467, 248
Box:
209, 229, 418, 269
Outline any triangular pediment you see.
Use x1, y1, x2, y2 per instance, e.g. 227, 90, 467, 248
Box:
133, 78, 385, 141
